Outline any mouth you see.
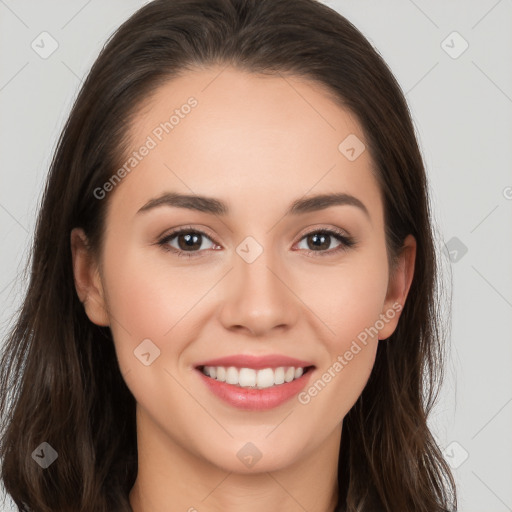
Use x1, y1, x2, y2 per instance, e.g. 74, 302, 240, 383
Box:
195, 364, 316, 390
192, 354, 316, 410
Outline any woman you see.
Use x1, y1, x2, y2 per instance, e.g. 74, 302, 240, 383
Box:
0, 0, 457, 510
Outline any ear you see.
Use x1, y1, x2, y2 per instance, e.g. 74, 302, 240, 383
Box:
70, 227, 110, 326
378, 234, 416, 340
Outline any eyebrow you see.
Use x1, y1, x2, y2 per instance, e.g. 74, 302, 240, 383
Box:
137, 191, 370, 220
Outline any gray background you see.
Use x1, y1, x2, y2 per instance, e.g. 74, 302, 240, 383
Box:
1, 1, 511, 510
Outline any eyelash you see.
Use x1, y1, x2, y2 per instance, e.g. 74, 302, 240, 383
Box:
157, 225, 356, 259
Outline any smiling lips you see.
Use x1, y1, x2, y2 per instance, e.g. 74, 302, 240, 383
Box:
194, 354, 316, 410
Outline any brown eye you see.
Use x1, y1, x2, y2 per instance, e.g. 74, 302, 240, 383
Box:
175, 232, 203, 251
304, 232, 334, 251
159, 228, 217, 258
296, 229, 355, 256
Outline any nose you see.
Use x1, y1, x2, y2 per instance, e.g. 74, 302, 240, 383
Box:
218, 246, 299, 337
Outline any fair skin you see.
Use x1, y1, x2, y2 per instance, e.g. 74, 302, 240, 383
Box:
71, 66, 415, 512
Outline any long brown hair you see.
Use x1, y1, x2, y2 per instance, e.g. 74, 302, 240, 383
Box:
0, 0, 457, 510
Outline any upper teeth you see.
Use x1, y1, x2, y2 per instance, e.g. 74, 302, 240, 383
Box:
201, 366, 305, 389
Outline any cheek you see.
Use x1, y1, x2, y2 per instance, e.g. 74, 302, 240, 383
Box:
330, 269, 388, 345
99, 247, 207, 414
100, 245, 205, 367
298, 250, 389, 347
294, 248, 389, 407
296, 271, 387, 425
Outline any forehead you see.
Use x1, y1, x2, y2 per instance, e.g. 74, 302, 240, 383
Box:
108, 66, 382, 224
130, 65, 364, 162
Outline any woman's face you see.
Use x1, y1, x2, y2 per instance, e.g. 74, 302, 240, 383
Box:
73, 66, 414, 473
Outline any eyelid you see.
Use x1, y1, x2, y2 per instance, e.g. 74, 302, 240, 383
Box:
157, 224, 220, 245
295, 223, 351, 240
